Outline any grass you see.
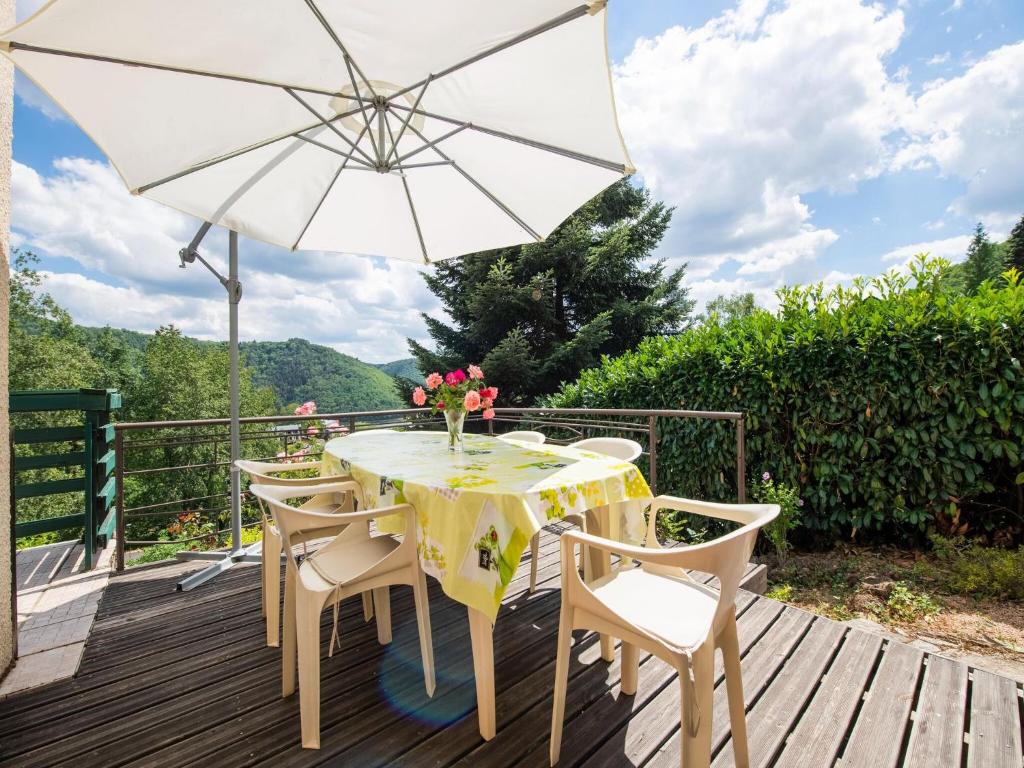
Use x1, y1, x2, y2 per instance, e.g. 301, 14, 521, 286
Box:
763, 541, 1024, 659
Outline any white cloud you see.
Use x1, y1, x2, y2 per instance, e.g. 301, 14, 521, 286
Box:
926, 51, 951, 66
15, 0, 45, 21
895, 43, 1024, 230
614, 0, 908, 289
879, 235, 971, 263
13, 72, 67, 121
12, 158, 439, 361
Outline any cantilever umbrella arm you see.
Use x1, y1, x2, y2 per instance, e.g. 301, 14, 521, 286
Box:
174, 224, 251, 592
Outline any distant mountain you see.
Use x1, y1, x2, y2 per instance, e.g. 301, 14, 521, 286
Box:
375, 357, 421, 383
241, 338, 403, 413
78, 327, 405, 413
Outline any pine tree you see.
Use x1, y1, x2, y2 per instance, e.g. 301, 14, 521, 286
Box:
960, 222, 1006, 292
408, 180, 693, 403
1007, 213, 1024, 273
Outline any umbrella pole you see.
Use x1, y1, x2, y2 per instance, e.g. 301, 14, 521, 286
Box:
175, 227, 260, 591
228, 230, 243, 555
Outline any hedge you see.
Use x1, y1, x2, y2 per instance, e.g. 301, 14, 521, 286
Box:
550, 258, 1024, 540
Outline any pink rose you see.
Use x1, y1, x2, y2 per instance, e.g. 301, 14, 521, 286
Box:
468, 364, 484, 380
444, 372, 458, 386
481, 397, 493, 409
482, 408, 495, 420
425, 372, 443, 390
453, 369, 467, 383
464, 390, 481, 411
412, 386, 427, 406
306, 426, 319, 436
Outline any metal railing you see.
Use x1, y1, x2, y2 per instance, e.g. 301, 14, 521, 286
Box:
113, 407, 745, 571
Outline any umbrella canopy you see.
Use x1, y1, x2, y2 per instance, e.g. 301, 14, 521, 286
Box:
2, 0, 632, 262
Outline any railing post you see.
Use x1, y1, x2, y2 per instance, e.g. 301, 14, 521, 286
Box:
348, 415, 357, 435
647, 415, 658, 496
735, 416, 746, 503
115, 427, 125, 572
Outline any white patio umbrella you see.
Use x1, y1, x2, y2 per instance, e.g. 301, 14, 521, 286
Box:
1, 0, 632, 588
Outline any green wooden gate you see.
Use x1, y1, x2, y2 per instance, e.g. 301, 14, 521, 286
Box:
10, 389, 121, 570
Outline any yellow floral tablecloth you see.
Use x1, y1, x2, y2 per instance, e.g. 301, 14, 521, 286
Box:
322, 431, 652, 621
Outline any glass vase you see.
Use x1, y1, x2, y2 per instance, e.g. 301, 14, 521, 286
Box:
445, 409, 466, 452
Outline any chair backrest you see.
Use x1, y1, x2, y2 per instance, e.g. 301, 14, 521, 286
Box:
236, 458, 353, 486
564, 496, 779, 649
570, 437, 643, 463
499, 430, 546, 444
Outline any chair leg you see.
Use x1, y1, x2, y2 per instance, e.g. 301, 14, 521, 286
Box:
373, 587, 392, 645
362, 592, 374, 623
412, 570, 436, 697
296, 591, 324, 749
549, 602, 574, 766
720, 614, 749, 768
282, 568, 297, 698
679, 644, 715, 768
264, 527, 282, 647
260, 520, 267, 619
621, 642, 639, 696
529, 532, 540, 593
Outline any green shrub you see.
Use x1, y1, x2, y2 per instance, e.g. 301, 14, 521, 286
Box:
876, 582, 941, 623
928, 535, 1024, 599
551, 258, 1024, 539
750, 472, 802, 559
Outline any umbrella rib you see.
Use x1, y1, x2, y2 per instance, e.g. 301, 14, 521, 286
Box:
394, 123, 469, 165
401, 175, 430, 264
5, 41, 340, 97
294, 134, 375, 168
385, 77, 432, 165
405, 123, 542, 242
134, 105, 365, 194
385, 110, 429, 262
390, 3, 594, 100
291, 123, 371, 251
284, 87, 376, 167
389, 103, 630, 174
302, 0, 381, 159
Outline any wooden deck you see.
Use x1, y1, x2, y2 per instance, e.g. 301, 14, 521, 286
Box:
0, 528, 1021, 768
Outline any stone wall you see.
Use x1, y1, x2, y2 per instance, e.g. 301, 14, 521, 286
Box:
0, 0, 15, 677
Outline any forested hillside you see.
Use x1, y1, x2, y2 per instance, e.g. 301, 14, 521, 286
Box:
374, 357, 421, 383
241, 338, 402, 412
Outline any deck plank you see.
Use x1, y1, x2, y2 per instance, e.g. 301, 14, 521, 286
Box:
773, 628, 883, 767
904, 655, 968, 768
711, 616, 846, 767
967, 668, 1023, 768
0, 529, 1018, 768
838, 640, 925, 768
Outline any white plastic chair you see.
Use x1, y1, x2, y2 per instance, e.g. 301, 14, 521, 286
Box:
499, 430, 547, 444
250, 481, 436, 749
236, 459, 372, 647
550, 496, 779, 768
526, 437, 643, 594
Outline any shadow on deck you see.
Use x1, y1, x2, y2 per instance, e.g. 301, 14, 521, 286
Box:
0, 529, 1021, 767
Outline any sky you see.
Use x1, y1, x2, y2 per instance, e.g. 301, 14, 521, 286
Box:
9, 0, 1024, 362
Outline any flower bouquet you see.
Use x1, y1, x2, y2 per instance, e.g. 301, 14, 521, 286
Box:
412, 364, 498, 452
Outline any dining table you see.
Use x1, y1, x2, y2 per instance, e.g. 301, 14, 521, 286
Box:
322, 429, 653, 740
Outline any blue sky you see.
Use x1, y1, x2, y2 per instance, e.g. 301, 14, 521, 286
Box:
9, 0, 1024, 361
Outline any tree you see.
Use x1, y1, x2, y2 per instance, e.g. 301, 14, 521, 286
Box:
408, 180, 694, 403
1007, 213, 1024, 273
704, 292, 757, 326
960, 222, 1006, 292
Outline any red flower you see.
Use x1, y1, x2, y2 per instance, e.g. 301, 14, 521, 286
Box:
489, 529, 498, 542
436, 401, 445, 410
479, 386, 498, 401
453, 369, 467, 383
